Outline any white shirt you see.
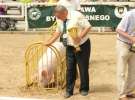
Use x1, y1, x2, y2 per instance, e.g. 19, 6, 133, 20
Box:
56, 11, 91, 46
117, 9, 135, 43
57, 0, 81, 11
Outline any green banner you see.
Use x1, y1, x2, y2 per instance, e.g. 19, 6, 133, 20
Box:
27, 6, 55, 28
27, 5, 129, 28
81, 5, 128, 27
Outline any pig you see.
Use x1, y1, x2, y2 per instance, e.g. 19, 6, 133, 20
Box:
38, 42, 65, 86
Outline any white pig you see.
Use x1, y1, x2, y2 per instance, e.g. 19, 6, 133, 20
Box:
38, 42, 65, 86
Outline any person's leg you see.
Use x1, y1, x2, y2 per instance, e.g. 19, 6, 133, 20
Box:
76, 39, 91, 93
66, 46, 77, 95
124, 53, 135, 96
116, 40, 131, 99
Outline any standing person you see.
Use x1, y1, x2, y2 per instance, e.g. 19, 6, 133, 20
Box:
57, 0, 81, 11
45, 5, 91, 98
0, 6, 5, 15
0, 0, 7, 15
116, 9, 135, 100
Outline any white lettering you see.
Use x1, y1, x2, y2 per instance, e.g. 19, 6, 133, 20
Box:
81, 7, 96, 13
46, 16, 56, 22
86, 15, 110, 21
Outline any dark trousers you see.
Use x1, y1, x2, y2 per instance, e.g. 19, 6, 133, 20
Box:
66, 39, 91, 94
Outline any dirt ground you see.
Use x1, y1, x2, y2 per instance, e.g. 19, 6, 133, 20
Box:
0, 33, 133, 100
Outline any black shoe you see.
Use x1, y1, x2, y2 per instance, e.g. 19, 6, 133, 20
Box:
64, 92, 73, 98
127, 94, 135, 98
80, 91, 89, 96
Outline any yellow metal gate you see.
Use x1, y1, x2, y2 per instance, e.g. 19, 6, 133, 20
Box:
25, 42, 66, 92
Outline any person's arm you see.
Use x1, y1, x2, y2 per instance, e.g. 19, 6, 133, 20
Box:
45, 31, 60, 46
116, 29, 130, 40
45, 19, 62, 46
116, 28, 135, 44
116, 12, 135, 44
73, 12, 91, 44
73, 27, 90, 45
79, 26, 91, 39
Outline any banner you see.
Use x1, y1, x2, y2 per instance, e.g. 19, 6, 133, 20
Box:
27, 6, 55, 28
81, 5, 128, 27
27, 5, 129, 28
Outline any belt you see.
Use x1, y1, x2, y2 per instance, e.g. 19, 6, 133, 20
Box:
117, 38, 131, 45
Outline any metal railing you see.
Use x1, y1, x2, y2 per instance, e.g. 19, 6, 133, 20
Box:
0, 2, 134, 32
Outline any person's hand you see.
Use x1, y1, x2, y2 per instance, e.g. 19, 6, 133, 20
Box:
44, 42, 52, 46
73, 36, 81, 45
